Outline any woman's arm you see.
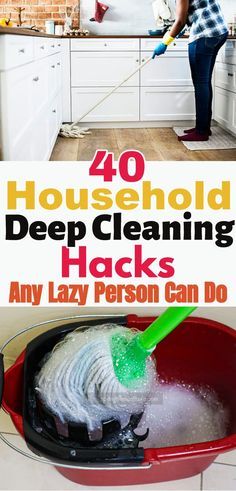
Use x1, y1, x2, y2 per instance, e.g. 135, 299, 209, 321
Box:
152, 0, 189, 58
169, 0, 189, 38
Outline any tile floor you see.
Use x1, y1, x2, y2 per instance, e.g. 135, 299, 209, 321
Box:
0, 408, 235, 491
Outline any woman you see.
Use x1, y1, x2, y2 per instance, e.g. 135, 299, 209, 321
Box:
153, 0, 228, 141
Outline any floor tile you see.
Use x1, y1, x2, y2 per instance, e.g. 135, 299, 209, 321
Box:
215, 450, 236, 466
0, 409, 17, 435
0, 435, 201, 490
202, 462, 236, 490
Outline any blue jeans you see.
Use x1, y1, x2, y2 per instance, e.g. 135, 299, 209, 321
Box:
188, 33, 228, 134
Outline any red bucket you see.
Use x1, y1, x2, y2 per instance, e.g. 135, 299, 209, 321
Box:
1, 315, 236, 487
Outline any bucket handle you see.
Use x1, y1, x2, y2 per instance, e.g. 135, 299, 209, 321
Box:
0, 432, 152, 471
0, 313, 126, 355
0, 354, 3, 407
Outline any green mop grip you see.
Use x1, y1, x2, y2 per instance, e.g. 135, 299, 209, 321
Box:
112, 306, 196, 387
139, 307, 196, 352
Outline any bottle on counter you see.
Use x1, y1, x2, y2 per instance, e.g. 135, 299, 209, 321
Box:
45, 20, 55, 35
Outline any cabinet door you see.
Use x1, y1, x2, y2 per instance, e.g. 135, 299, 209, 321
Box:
31, 58, 49, 117
72, 87, 139, 122
48, 93, 63, 153
1, 64, 34, 146
214, 87, 232, 129
140, 86, 195, 121
215, 63, 236, 93
71, 51, 140, 87
141, 39, 188, 52
214, 87, 236, 135
0, 34, 34, 71
218, 40, 236, 65
48, 53, 62, 102
141, 52, 192, 87
71, 38, 139, 52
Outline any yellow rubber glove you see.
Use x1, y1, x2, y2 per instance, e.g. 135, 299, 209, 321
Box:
152, 32, 175, 58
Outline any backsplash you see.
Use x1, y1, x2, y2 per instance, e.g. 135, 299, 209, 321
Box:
80, 0, 235, 36
0, 1, 80, 30
0, 1, 235, 33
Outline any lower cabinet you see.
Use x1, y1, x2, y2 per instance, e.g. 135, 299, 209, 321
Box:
214, 86, 236, 135
72, 86, 139, 122
71, 51, 139, 87
0, 36, 63, 161
140, 86, 195, 121
2, 91, 62, 161
70, 39, 195, 124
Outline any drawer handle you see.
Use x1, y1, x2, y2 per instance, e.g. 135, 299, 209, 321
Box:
228, 73, 233, 77
104, 43, 107, 47
19, 48, 25, 54
40, 45, 45, 50
58, 43, 61, 47
51, 45, 55, 48
33, 77, 39, 82
57, 62, 61, 66
52, 109, 57, 113
51, 65, 56, 68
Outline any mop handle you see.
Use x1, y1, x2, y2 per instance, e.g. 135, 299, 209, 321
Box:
139, 306, 197, 351
71, 56, 153, 129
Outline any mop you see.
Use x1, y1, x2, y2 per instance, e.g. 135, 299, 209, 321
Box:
36, 307, 195, 432
59, 56, 152, 138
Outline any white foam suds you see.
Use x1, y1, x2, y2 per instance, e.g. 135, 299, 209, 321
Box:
137, 382, 229, 448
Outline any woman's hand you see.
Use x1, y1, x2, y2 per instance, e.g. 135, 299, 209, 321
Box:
152, 1, 189, 60
152, 42, 168, 58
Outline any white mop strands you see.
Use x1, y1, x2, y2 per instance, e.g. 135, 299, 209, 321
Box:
35, 324, 156, 432
59, 57, 153, 138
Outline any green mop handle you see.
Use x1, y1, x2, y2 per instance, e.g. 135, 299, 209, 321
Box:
139, 307, 196, 352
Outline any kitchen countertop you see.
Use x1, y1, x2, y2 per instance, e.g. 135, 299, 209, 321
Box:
0, 26, 61, 37
0, 26, 235, 39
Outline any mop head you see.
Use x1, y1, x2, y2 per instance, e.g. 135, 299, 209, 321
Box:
35, 324, 156, 431
59, 124, 91, 139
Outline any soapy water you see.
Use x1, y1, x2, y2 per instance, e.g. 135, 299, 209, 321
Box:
35, 324, 156, 432
137, 381, 229, 448
35, 324, 229, 447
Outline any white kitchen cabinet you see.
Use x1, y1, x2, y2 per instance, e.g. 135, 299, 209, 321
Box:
214, 40, 236, 136
70, 37, 194, 124
141, 38, 189, 52
61, 39, 71, 122
72, 87, 139, 122
141, 52, 192, 87
48, 92, 63, 152
0, 34, 64, 161
71, 51, 140, 87
0, 34, 34, 70
217, 39, 236, 65
141, 86, 195, 121
71, 38, 139, 51
215, 63, 236, 94
214, 87, 236, 134
1, 63, 36, 142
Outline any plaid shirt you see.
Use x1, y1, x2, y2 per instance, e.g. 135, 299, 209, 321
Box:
187, 0, 228, 42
